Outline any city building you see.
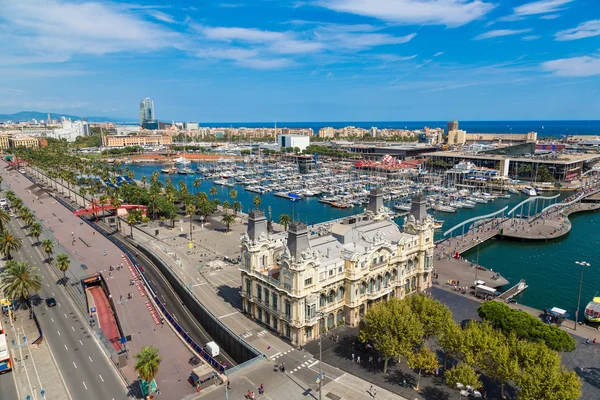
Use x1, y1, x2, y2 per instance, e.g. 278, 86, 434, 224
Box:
318, 127, 336, 139
9, 136, 39, 148
448, 129, 467, 145
184, 122, 199, 130
0, 134, 10, 150
277, 134, 310, 152
447, 120, 458, 133
102, 134, 172, 147
139, 97, 155, 124
240, 190, 435, 345
465, 132, 537, 143
344, 144, 437, 160
49, 119, 90, 142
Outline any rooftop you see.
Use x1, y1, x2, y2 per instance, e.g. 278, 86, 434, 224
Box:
426, 150, 600, 164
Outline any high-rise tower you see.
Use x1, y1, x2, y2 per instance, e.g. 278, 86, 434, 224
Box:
139, 98, 155, 125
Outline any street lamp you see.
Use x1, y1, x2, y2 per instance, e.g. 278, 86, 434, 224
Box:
575, 261, 591, 330
117, 297, 129, 358
317, 311, 326, 400
474, 239, 483, 297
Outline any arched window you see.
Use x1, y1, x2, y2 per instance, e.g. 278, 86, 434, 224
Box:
411, 277, 417, 290
327, 290, 335, 304
320, 294, 326, 307
336, 310, 343, 324
337, 287, 344, 300
360, 282, 367, 295
405, 279, 410, 292
244, 252, 251, 268
327, 313, 334, 328
375, 276, 382, 291
368, 279, 374, 294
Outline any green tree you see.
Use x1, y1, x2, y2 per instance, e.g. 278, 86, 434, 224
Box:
229, 189, 237, 202
477, 301, 575, 352
185, 201, 197, 240
253, 195, 261, 209
134, 346, 162, 385
222, 200, 230, 214
140, 176, 147, 187
445, 363, 481, 389
126, 209, 143, 238
407, 345, 439, 390
438, 320, 466, 368
405, 293, 453, 339
0, 209, 10, 232
232, 201, 242, 217
56, 253, 71, 284
41, 239, 54, 263
29, 222, 43, 245
209, 186, 217, 200
193, 178, 202, 194
278, 213, 292, 230
221, 213, 235, 233
99, 194, 109, 219
0, 261, 42, 307
0, 230, 23, 259
359, 298, 424, 373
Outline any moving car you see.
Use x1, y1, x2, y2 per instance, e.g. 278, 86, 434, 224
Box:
45, 298, 57, 307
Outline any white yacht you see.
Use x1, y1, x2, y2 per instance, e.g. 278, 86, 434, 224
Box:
521, 186, 537, 196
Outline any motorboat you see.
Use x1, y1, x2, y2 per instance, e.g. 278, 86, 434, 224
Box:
433, 219, 443, 229
521, 186, 538, 196
178, 167, 194, 175
431, 204, 456, 213
174, 156, 191, 166
394, 202, 411, 211
585, 297, 600, 322
161, 166, 177, 174
508, 187, 520, 194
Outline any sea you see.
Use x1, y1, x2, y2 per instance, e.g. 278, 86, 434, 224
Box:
125, 162, 600, 322
197, 120, 600, 138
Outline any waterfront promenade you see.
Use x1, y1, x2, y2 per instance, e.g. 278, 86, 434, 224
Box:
1, 163, 198, 399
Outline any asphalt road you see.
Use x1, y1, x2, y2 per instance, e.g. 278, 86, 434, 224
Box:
0, 371, 18, 400
95, 222, 236, 367
8, 216, 131, 400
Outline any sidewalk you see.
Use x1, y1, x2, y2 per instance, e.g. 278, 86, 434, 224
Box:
5, 309, 70, 400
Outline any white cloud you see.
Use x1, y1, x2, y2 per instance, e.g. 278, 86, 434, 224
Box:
320, 32, 416, 50
434, 52, 445, 57
317, 0, 495, 27
555, 20, 600, 41
147, 10, 176, 24
539, 13, 560, 19
541, 56, 600, 77
522, 35, 541, 41
0, 0, 181, 59
376, 54, 418, 62
513, 0, 573, 16
475, 29, 532, 40
242, 58, 295, 69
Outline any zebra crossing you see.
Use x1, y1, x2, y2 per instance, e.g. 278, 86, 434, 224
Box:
290, 359, 317, 374
241, 329, 269, 339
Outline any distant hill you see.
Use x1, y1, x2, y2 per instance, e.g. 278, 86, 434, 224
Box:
0, 111, 131, 123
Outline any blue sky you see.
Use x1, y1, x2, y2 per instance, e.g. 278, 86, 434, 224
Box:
0, 0, 599, 122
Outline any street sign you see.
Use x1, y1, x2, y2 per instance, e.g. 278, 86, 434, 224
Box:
189, 242, 193, 249
120, 337, 126, 344
91, 307, 96, 313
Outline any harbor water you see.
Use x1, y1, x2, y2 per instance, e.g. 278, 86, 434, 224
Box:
126, 163, 600, 322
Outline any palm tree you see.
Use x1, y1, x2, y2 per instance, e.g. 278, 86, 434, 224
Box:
0, 230, 22, 260
23, 212, 35, 229
222, 200, 230, 214
41, 239, 54, 263
126, 209, 142, 238
221, 213, 235, 233
134, 346, 162, 387
141, 176, 147, 188
0, 209, 10, 231
29, 222, 43, 245
56, 253, 71, 284
229, 189, 238, 202
185, 201, 197, 240
232, 201, 242, 217
99, 195, 109, 219
0, 261, 42, 308
253, 195, 262, 209
193, 178, 202, 194
209, 186, 217, 200
278, 213, 292, 231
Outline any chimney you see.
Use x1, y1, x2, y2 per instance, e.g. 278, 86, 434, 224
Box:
410, 191, 427, 222
247, 210, 267, 241
367, 188, 384, 214
287, 221, 309, 260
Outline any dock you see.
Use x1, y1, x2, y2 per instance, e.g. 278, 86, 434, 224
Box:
499, 279, 528, 300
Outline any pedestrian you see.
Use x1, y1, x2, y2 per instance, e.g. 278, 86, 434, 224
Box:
357, 355, 361, 364
247, 390, 251, 399
259, 383, 264, 394
369, 385, 373, 395
351, 353, 355, 362
586, 338, 590, 345
369, 355, 373, 363
594, 338, 597, 346
372, 388, 376, 398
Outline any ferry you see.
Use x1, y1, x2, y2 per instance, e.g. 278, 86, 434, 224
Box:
521, 186, 538, 196
584, 297, 600, 322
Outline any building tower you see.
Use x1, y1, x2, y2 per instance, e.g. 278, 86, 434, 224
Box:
446, 120, 458, 134
139, 97, 155, 125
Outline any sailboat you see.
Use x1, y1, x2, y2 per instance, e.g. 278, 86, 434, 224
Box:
175, 134, 192, 166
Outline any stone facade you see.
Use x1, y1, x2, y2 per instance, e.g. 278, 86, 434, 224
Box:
239, 191, 435, 345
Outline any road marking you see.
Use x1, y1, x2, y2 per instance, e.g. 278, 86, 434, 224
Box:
99, 374, 104, 382
79, 340, 83, 345
64, 344, 68, 350
57, 330, 61, 336
71, 326, 75, 331
308, 360, 319, 368
64, 313, 68, 318
45, 306, 48, 311
82, 381, 87, 390
58, 302, 61, 307
218, 311, 238, 319
73, 361, 77, 369
89, 356, 93, 363
46, 284, 50, 287
50, 317, 54, 322
52, 292, 55, 296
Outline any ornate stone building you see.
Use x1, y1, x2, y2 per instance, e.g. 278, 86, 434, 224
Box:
239, 190, 435, 345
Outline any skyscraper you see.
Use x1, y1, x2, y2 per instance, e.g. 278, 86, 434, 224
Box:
446, 120, 458, 133
139, 97, 155, 125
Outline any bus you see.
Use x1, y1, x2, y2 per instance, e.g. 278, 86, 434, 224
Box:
0, 334, 11, 374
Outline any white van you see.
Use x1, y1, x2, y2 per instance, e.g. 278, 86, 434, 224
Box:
205, 341, 220, 358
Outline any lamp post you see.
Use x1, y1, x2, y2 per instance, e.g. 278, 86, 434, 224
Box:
318, 311, 326, 400
575, 261, 591, 330
474, 239, 482, 297
117, 297, 129, 358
